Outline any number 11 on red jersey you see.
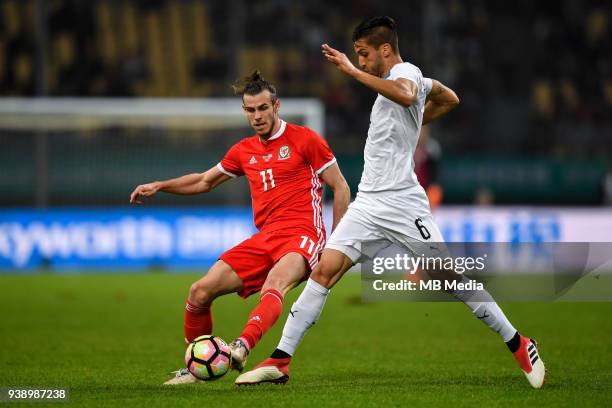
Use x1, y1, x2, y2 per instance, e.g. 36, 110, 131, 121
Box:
259, 169, 275, 191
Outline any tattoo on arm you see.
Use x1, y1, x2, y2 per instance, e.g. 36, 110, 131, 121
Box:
428, 81, 445, 99
423, 80, 459, 125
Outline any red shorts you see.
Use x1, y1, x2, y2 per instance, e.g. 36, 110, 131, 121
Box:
219, 227, 325, 298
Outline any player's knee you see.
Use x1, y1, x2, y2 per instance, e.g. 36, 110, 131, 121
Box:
311, 253, 347, 288
427, 266, 459, 282
311, 267, 334, 288
188, 281, 215, 306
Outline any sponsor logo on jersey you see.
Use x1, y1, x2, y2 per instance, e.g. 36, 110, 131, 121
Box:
249, 155, 257, 164
262, 153, 273, 162
278, 145, 290, 160
249, 315, 262, 322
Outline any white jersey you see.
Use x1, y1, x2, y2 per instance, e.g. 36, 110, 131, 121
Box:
326, 62, 444, 261
358, 62, 432, 194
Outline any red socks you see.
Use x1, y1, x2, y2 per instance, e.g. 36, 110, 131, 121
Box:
184, 300, 213, 343
183, 289, 283, 348
239, 289, 284, 350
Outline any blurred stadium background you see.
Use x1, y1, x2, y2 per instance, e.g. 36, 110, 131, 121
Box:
1, 0, 612, 271
1, 1, 611, 405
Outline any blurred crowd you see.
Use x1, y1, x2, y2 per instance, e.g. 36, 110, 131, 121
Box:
432, 0, 611, 158
1, 0, 610, 158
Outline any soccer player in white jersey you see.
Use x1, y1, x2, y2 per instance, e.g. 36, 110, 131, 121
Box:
236, 16, 546, 388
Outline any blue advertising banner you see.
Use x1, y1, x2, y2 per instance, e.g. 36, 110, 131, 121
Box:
2, 206, 612, 271
0, 208, 256, 271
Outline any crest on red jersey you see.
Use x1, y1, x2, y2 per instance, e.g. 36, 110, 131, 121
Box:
278, 145, 290, 160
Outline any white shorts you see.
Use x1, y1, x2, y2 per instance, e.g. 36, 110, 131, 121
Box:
326, 188, 446, 263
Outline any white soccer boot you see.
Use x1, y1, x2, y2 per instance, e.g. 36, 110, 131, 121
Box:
163, 368, 201, 385
229, 338, 250, 372
235, 357, 290, 385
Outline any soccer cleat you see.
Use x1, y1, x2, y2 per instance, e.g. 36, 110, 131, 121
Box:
163, 368, 201, 385
235, 357, 290, 385
229, 338, 250, 372
513, 336, 546, 388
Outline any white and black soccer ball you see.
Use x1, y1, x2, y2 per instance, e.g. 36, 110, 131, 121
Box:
184, 335, 231, 380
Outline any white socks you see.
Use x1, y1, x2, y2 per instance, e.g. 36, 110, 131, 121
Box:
469, 302, 517, 342
277, 278, 329, 356
450, 278, 517, 342
275, 276, 517, 357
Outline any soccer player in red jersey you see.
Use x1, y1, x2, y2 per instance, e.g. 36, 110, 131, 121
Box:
129, 71, 350, 384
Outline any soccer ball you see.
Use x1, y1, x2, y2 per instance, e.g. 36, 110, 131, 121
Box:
185, 335, 232, 380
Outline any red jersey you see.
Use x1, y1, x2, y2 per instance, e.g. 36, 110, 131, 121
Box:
217, 120, 336, 237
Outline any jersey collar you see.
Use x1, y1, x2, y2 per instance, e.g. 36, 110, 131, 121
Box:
384, 62, 405, 80
260, 119, 286, 143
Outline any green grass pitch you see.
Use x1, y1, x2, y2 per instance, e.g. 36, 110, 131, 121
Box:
1, 272, 610, 407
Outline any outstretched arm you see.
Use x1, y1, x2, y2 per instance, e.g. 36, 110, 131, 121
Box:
319, 163, 351, 231
129, 165, 231, 204
422, 79, 460, 125
321, 44, 417, 108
